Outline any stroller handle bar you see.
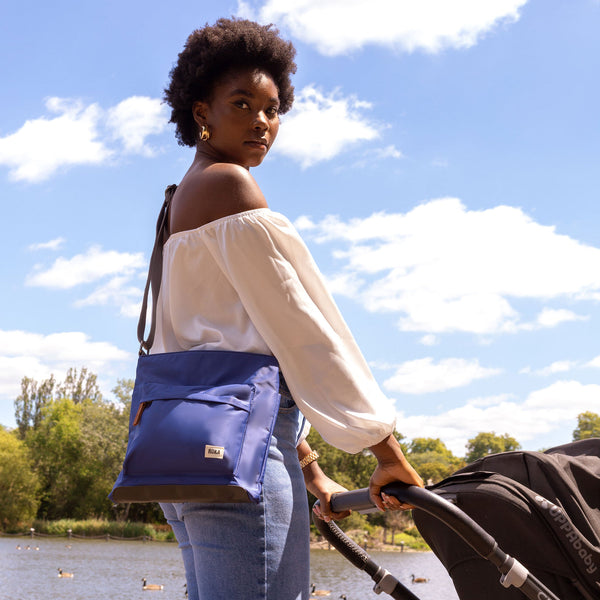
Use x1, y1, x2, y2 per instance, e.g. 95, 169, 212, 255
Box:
312, 482, 560, 600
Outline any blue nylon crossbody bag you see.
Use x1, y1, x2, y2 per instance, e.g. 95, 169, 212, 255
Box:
109, 186, 281, 504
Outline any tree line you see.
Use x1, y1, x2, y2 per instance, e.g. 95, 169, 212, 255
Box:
1, 368, 599, 531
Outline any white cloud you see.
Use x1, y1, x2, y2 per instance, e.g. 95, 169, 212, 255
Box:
0, 96, 167, 182
107, 96, 168, 156
26, 245, 145, 289
396, 380, 600, 455
75, 275, 143, 318
293, 215, 317, 231
419, 334, 438, 346
323, 272, 364, 297
348, 145, 405, 169
2, 88, 380, 180
238, 0, 527, 56
585, 356, 600, 369
522, 355, 600, 376
25, 246, 146, 317
535, 308, 588, 328
300, 198, 600, 334
369, 360, 397, 371
520, 360, 578, 376
0, 329, 131, 400
274, 86, 380, 167
372, 145, 403, 160
383, 357, 501, 394
28, 237, 66, 251
0, 98, 111, 182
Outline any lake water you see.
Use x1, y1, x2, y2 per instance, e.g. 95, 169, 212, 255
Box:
0, 536, 459, 600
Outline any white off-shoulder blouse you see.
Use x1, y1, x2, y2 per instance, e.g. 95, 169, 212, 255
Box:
151, 208, 396, 454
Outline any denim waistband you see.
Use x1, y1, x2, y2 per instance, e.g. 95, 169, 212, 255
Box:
278, 371, 295, 409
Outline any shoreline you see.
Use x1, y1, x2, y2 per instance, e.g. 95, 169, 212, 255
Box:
310, 539, 427, 553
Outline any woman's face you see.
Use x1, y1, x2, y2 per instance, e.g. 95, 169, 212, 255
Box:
194, 68, 281, 168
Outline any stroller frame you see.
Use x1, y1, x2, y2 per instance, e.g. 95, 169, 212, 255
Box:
313, 482, 561, 600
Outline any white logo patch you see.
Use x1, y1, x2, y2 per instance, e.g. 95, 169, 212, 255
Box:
205, 445, 225, 459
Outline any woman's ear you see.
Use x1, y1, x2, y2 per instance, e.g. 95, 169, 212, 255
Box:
192, 101, 209, 127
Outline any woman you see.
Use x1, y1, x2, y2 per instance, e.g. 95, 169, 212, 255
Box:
156, 17, 422, 600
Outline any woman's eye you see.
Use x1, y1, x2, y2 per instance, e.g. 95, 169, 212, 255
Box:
266, 107, 279, 118
234, 100, 249, 109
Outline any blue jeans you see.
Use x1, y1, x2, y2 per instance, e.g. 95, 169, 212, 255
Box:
160, 383, 310, 600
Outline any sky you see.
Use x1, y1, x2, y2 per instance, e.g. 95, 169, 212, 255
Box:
1, 0, 599, 456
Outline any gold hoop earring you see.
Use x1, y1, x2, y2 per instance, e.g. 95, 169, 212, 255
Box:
200, 125, 211, 142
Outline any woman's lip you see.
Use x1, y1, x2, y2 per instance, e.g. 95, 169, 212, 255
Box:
245, 140, 268, 150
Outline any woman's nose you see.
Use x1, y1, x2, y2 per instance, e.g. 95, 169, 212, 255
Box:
252, 111, 269, 130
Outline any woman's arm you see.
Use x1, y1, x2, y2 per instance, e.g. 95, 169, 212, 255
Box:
298, 435, 423, 519
204, 213, 397, 454
297, 439, 350, 522
368, 434, 424, 511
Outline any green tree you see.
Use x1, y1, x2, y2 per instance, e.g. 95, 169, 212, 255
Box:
382, 509, 412, 545
407, 438, 464, 484
573, 411, 600, 441
18, 369, 164, 522
78, 399, 130, 517
56, 367, 102, 404
465, 432, 521, 463
0, 429, 40, 529
14, 368, 102, 439
26, 398, 85, 519
409, 437, 453, 457
112, 378, 134, 410
14, 375, 55, 439
26, 394, 135, 520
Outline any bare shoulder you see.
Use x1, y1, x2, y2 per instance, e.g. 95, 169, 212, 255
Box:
199, 163, 268, 211
170, 163, 268, 234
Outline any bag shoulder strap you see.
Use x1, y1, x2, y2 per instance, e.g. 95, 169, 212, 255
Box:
137, 184, 177, 355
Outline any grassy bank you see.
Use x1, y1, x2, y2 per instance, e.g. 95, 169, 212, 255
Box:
25, 519, 175, 541
311, 525, 429, 552
7, 520, 427, 550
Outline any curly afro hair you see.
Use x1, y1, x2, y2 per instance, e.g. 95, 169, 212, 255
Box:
164, 17, 297, 147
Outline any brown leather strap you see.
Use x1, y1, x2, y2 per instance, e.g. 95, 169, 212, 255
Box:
137, 184, 177, 355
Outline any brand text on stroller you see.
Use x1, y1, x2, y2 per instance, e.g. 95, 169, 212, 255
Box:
535, 495, 597, 575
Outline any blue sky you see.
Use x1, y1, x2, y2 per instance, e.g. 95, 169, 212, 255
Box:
1, 0, 599, 455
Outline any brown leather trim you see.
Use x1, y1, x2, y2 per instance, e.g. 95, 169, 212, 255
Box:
110, 484, 251, 503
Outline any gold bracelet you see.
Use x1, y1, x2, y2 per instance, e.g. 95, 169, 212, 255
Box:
299, 449, 319, 469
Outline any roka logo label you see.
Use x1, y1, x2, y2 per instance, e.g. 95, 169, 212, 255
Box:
205, 445, 225, 459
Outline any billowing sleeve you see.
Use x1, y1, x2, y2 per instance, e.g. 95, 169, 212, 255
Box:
202, 211, 396, 453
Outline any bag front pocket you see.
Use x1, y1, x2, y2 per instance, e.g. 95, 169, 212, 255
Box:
123, 383, 255, 481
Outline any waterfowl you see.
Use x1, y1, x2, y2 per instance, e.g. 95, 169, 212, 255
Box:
411, 574, 429, 583
58, 568, 74, 578
310, 583, 331, 596
142, 578, 164, 591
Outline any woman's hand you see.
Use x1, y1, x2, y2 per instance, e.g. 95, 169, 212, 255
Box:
307, 470, 351, 523
298, 441, 350, 522
368, 434, 424, 511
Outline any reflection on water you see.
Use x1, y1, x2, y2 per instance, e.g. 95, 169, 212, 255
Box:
1, 537, 459, 600
310, 548, 459, 600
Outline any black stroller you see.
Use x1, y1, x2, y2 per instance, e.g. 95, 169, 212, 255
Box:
313, 439, 600, 599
